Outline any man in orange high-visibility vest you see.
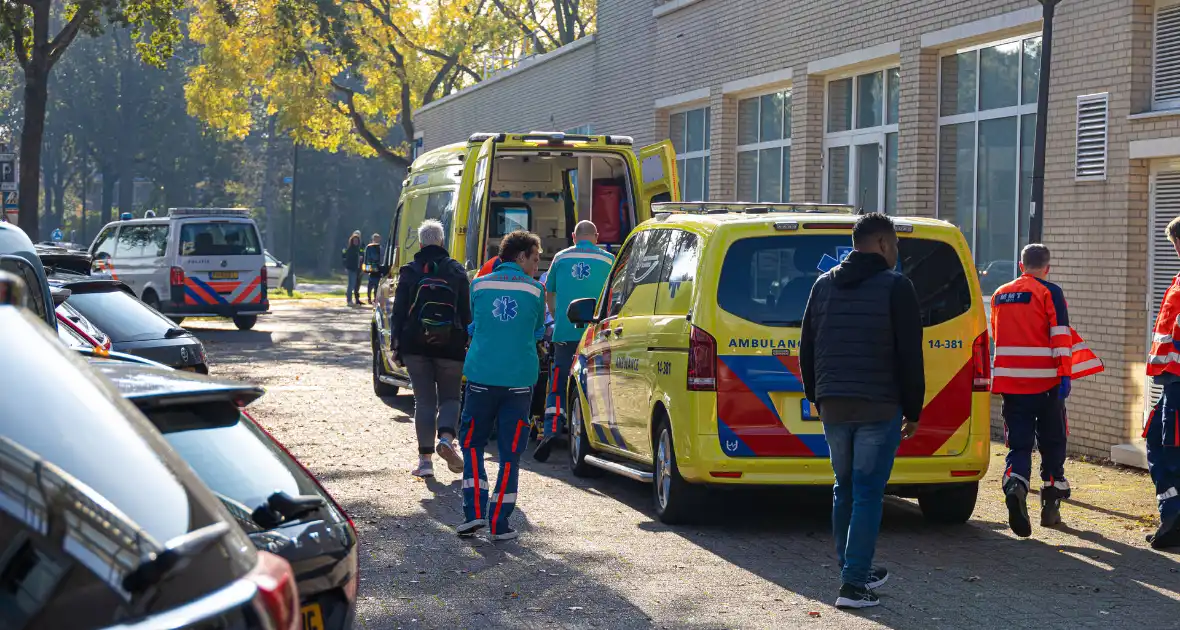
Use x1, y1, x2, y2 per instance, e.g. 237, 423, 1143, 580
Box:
1143, 217, 1180, 550
991, 244, 1072, 538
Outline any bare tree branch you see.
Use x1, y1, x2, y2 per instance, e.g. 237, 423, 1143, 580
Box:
2, 3, 29, 69
47, 0, 96, 66
330, 79, 408, 168
488, 0, 546, 54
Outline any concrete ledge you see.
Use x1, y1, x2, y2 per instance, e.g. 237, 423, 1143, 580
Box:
654, 87, 711, 110
722, 68, 793, 95
1111, 441, 1148, 470
920, 7, 1042, 50
654, 0, 707, 18
1130, 136, 1180, 160
1128, 108, 1180, 122
807, 41, 900, 76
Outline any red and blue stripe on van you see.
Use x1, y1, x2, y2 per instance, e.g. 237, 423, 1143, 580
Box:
184, 275, 263, 306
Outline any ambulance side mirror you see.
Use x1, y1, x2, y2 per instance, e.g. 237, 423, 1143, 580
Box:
567, 298, 597, 329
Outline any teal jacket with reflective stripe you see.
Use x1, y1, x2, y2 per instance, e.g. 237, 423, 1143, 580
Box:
464, 262, 547, 388
546, 241, 614, 343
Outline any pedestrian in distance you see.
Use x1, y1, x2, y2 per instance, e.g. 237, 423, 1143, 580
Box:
457, 230, 547, 542
364, 233, 383, 305
799, 212, 923, 610
342, 230, 363, 306
1143, 216, 1180, 549
390, 220, 472, 478
990, 244, 1073, 537
534, 220, 614, 463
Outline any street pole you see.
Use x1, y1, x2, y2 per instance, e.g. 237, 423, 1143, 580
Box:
286, 143, 299, 296
1029, 0, 1060, 244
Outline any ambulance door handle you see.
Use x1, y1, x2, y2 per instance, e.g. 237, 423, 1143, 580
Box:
612, 327, 623, 338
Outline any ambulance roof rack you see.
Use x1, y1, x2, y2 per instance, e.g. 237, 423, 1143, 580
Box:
468, 132, 633, 147
168, 207, 252, 218
653, 202, 857, 216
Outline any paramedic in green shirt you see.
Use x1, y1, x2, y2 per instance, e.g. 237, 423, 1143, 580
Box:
534, 220, 615, 463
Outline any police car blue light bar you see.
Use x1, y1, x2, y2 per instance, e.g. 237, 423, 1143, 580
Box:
168, 207, 252, 218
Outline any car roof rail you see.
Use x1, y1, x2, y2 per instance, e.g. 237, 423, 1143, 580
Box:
652, 202, 857, 216
168, 207, 252, 218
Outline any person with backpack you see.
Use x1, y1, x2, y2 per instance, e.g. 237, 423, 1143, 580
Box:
363, 233, 383, 305
390, 220, 472, 477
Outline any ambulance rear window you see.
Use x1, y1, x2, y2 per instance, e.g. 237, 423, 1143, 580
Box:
180, 222, 261, 256
716, 235, 972, 328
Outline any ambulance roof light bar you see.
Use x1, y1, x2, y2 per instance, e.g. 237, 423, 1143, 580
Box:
653, 202, 857, 216
468, 132, 633, 147
168, 208, 252, 218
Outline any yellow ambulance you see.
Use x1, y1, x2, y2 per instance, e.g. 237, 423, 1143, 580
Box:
371, 132, 679, 396
564, 202, 992, 524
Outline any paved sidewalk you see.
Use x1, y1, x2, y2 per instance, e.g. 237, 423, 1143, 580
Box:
194, 303, 1180, 629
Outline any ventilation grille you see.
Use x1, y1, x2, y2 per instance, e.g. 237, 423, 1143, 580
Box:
1075, 93, 1108, 181
1147, 171, 1180, 410
1155, 4, 1180, 107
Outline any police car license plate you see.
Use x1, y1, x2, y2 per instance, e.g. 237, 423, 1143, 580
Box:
210, 271, 238, 280
302, 603, 324, 630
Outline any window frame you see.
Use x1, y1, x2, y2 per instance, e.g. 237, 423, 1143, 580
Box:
822, 65, 900, 212
934, 31, 1041, 288
736, 88, 793, 203
669, 105, 712, 201
598, 232, 643, 321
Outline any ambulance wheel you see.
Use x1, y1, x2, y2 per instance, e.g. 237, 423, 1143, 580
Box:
568, 394, 601, 478
918, 481, 979, 524
372, 335, 399, 397
653, 415, 702, 525
233, 315, 257, 331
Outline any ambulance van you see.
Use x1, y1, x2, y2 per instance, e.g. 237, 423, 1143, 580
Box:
370, 131, 679, 396
564, 202, 992, 524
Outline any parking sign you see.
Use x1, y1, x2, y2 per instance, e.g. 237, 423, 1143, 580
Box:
0, 154, 15, 192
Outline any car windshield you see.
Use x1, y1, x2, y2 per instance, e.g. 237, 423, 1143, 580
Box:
180, 222, 261, 256
145, 402, 327, 529
64, 287, 176, 342
717, 234, 973, 328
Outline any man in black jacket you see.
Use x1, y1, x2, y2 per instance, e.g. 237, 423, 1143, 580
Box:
391, 219, 473, 478
799, 212, 924, 610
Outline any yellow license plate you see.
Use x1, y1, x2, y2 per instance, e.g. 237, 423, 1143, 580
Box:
210, 271, 238, 279
301, 603, 324, 630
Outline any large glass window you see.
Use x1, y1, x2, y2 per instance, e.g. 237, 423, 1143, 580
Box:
823, 67, 899, 213
937, 33, 1041, 293
737, 90, 792, 203
670, 107, 711, 201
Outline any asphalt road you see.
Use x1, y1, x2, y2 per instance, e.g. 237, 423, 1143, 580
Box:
189, 300, 1180, 630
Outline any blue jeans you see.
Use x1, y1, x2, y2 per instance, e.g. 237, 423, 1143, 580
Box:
459, 382, 533, 534
542, 342, 578, 439
346, 269, 361, 303
823, 412, 903, 588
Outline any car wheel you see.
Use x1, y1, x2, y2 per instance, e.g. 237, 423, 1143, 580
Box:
372, 333, 399, 397
917, 481, 979, 524
568, 392, 601, 478
653, 415, 703, 525
232, 315, 257, 331
142, 290, 161, 312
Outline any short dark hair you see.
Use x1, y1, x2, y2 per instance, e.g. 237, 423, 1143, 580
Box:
852, 212, 895, 246
499, 230, 541, 264
1021, 244, 1051, 269
1168, 216, 1180, 244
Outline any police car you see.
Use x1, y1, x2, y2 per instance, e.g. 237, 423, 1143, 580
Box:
564, 202, 993, 524
89, 208, 269, 330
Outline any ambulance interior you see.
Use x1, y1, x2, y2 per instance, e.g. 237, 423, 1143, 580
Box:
482, 151, 637, 274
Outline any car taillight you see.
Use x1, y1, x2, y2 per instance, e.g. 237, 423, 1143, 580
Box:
247, 551, 300, 630
260, 265, 268, 285
170, 266, 185, 286
242, 410, 357, 535
972, 330, 991, 392
688, 325, 717, 391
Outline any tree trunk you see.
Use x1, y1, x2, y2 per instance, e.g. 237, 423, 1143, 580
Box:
260, 116, 279, 251
100, 169, 115, 225
17, 64, 48, 238
117, 35, 136, 216
42, 157, 54, 240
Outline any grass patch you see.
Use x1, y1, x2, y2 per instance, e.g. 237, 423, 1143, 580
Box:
269, 289, 345, 300
295, 273, 348, 284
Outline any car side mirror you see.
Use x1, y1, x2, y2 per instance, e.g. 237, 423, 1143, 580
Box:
567, 297, 597, 328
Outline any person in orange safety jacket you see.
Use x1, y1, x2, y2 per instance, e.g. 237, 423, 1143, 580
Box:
991, 244, 1080, 538
1143, 217, 1180, 549
476, 255, 501, 278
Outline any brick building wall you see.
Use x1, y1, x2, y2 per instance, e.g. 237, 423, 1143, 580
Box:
414, 0, 1180, 460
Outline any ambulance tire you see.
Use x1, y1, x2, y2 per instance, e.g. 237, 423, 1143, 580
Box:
568, 393, 601, 478
371, 334, 399, 397
918, 481, 979, 524
653, 415, 703, 525
233, 315, 257, 331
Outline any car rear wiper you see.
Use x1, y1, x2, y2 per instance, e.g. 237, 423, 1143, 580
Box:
164, 327, 190, 339
251, 490, 327, 529
122, 521, 231, 593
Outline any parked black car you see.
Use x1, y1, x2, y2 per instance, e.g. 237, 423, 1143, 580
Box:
90, 359, 360, 630
0, 293, 302, 629
46, 270, 210, 373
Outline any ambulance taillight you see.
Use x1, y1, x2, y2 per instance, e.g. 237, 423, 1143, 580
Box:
688, 326, 717, 391
972, 330, 991, 392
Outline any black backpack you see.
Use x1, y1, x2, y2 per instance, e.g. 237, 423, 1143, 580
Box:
407, 259, 460, 347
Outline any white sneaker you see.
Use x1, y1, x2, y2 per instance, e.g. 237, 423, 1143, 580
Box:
412, 459, 434, 477
436, 439, 464, 473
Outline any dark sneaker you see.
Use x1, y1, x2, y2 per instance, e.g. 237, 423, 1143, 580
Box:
533, 437, 554, 463
835, 583, 879, 609
1041, 499, 1062, 527
456, 519, 487, 538
866, 567, 889, 590
490, 527, 519, 542
1149, 512, 1180, 550
1005, 483, 1032, 538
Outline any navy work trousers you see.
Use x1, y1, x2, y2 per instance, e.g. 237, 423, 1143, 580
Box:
1146, 383, 1180, 519
459, 382, 532, 535
1001, 388, 1068, 493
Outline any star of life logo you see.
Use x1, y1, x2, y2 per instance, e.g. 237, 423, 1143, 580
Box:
492, 296, 518, 322
572, 261, 592, 280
